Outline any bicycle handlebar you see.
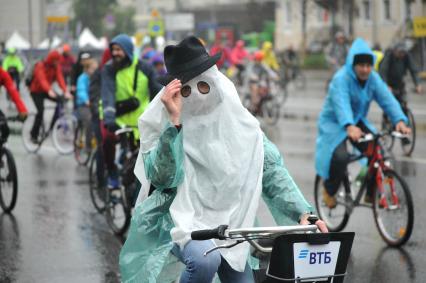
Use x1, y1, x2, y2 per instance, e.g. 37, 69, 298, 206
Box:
390, 131, 409, 139
191, 225, 229, 240
191, 224, 319, 255
6, 115, 25, 123
114, 126, 138, 136
356, 131, 409, 144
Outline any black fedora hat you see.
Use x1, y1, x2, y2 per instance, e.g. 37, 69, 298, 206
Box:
157, 36, 221, 86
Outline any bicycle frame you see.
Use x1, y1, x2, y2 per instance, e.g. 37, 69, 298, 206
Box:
343, 134, 399, 213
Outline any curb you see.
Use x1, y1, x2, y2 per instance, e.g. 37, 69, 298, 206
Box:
282, 110, 426, 133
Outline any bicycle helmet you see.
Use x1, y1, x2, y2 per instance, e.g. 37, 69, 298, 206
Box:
253, 51, 264, 62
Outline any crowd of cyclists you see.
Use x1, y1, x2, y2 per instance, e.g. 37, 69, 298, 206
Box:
0, 30, 423, 282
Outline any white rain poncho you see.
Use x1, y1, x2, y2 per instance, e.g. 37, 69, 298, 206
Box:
120, 65, 313, 283
135, 65, 264, 272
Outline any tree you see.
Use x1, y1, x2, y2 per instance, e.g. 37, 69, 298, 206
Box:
111, 6, 136, 36
72, 0, 117, 37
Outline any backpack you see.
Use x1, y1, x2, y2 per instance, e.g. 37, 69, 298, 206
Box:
24, 61, 40, 87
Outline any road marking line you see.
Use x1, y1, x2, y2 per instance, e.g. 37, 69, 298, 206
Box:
396, 156, 426, 165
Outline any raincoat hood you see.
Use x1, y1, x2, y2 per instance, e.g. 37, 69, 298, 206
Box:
110, 34, 134, 61
45, 50, 62, 65
345, 38, 376, 77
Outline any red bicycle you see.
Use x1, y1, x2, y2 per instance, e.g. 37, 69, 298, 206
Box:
314, 132, 414, 247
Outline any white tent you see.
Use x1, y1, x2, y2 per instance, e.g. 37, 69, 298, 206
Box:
5, 31, 31, 49
37, 36, 62, 49
78, 28, 105, 49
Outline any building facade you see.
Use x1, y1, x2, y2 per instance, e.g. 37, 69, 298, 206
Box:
0, 0, 47, 48
275, 0, 426, 51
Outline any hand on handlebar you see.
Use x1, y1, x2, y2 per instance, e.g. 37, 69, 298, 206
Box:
346, 125, 364, 142
17, 112, 28, 122
299, 214, 328, 233
64, 90, 73, 100
395, 121, 411, 135
48, 89, 57, 99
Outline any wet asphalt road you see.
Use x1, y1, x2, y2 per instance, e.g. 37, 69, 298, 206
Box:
263, 118, 426, 283
0, 136, 122, 282
1, 77, 426, 283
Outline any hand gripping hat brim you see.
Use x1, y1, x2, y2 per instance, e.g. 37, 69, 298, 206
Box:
157, 36, 221, 86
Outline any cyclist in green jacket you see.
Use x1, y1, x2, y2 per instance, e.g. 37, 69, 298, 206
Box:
2, 47, 25, 90
101, 34, 162, 188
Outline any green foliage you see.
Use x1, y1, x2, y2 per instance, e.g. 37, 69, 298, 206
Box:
72, 0, 136, 38
111, 6, 136, 36
72, 0, 117, 36
302, 53, 328, 69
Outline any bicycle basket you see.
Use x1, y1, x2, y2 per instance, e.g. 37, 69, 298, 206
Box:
266, 232, 354, 283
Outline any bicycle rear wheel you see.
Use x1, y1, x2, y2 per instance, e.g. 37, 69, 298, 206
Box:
52, 114, 77, 155
314, 175, 350, 232
89, 149, 106, 213
261, 98, 280, 126
400, 109, 415, 156
74, 123, 92, 166
294, 71, 306, 90
0, 148, 18, 213
380, 115, 394, 151
105, 186, 131, 236
21, 114, 44, 153
373, 169, 414, 247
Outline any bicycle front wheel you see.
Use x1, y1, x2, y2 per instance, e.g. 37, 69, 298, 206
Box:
21, 114, 44, 153
105, 187, 131, 236
52, 114, 77, 155
373, 169, 414, 247
89, 149, 106, 213
314, 175, 350, 232
74, 123, 92, 165
400, 109, 415, 156
0, 148, 18, 213
294, 71, 307, 90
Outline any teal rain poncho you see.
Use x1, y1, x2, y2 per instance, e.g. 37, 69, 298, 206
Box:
315, 38, 408, 179
120, 66, 313, 282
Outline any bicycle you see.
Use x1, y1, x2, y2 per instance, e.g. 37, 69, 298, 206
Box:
381, 94, 416, 156
0, 116, 21, 213
314, 132, 414, 247
103, 126, 140, 236
190, 215, 354, 282
285, 64, 306, 90
242, 77, 283, 126
21, 95, 76, 154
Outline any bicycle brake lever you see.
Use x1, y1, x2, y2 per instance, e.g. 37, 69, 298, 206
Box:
203, 241, 243, 256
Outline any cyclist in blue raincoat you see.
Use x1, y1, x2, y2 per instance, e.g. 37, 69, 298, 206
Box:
315, 38, 410, 208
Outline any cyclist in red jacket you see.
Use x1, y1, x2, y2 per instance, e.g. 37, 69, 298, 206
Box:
29, 50, 72, 143
0, 67, 28, 140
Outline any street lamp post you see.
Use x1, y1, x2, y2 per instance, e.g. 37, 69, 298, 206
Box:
28, 0, 33, 47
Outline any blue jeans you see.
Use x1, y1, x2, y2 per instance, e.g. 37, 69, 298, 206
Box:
171, 240, 254, 283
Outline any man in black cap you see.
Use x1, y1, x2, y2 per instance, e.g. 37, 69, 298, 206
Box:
379, 42, 422, 116
119, 35, 327, 283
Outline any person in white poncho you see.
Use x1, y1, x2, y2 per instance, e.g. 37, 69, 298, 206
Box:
119, 36, 327, 283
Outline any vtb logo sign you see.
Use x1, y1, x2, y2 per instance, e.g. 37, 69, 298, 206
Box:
298, 249, 332, 264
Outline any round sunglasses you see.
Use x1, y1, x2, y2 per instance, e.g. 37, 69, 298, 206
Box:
180, 81, 210, 97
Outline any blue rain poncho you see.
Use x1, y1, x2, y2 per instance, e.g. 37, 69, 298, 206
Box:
120, 66, 313, 282
315, 38, 408, 179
